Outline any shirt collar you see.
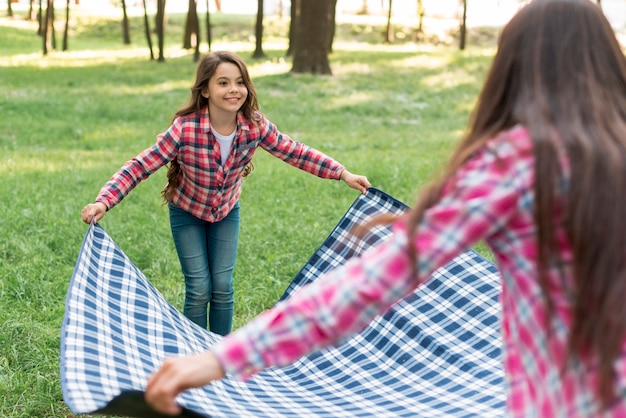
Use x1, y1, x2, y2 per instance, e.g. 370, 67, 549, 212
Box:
200, 106, 250, 133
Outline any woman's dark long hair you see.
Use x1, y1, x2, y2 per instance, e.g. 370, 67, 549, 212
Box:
398, 0, 626, 408
162, 51, 259, 202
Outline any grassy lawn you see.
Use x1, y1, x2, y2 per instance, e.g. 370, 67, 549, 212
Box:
0, 7, 497, 417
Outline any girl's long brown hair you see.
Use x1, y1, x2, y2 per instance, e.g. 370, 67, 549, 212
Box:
390, 0, 626, 408
162, 51, 259, 202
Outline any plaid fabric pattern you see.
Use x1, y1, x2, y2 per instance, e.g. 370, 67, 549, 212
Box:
61, 187, 505, 417
279, 187, 412, 300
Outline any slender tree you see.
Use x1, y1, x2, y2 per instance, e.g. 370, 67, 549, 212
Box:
277, 0, 283, 19
49, 0, 56, 50
205, 0, 212, 51
415, 0, 424, 39
142, 0, 155, 60
27, 0, 35, 21
359, 0, 368, 15
37, 0, 43, 35
184, 0, 198, 49
156, 0, 166, 61
7, 0, 13, 18
385, 0, 393, 43
286, 0, 299, 56
194, 19, 200, 61
291, 0, 334, 75
62, 0, 70, 51
121, 0, 131, 44
183, 0, 201, 61
252, 0, 266, 58
42, 0, 52, 55
459, 0, 467, 50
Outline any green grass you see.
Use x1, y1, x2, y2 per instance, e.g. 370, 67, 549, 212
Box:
0, 8, 496, 417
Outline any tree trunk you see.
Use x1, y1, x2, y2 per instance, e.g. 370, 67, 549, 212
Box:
50, 2, 56, 50
42, 1, 48, 54
291, 0, 333, 75
62, 0, 69, 50
183, 0, 199, 50
286, 0, 299, 56
194, 24, 201, 62
42, 0, 52, 55
193, 0, 201, 62
252, 0, 265, 58
37, 0, 42, 35
121, 0, 131, 44
7, 0, 13, 18
156, 0, 166, 61
326, 0, 336, 53
142, 0, 155, 60
205, 0, 212, 51
183, 2, 192, 49
597, 0, 602, 10
359, 0, 367, 15
416, 0, 424, 33
28, 0, 35, 21
385, 0, 393, 43
459, 0, 467, 50
412, 0, 424, 42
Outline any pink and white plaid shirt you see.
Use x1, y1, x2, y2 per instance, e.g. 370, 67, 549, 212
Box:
95, 107, 344, 221
214, 125, 626, 417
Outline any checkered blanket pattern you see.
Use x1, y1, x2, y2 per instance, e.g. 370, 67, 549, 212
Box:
61, 187, 505, 417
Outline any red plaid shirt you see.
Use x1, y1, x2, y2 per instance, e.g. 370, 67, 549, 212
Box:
95, 108, 345, 222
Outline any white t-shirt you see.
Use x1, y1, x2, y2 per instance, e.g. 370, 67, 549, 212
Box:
211, 126, 236, 165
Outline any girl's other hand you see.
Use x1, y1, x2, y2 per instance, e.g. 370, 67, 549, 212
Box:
340, 170, 371, 194
81, 202, 108, 224
145, 352, 226, 415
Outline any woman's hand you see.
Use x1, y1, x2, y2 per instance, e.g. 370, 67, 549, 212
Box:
145, 351, 226, 415
81, 202, 108, 224
340, 169, 371, 194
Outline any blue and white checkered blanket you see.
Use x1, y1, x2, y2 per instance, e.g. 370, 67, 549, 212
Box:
61, 188, 505, 417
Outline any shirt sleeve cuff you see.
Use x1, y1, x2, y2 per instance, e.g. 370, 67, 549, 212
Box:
211, 325, 268, 381
95, 198, 110, 210
334, 165, 345, 180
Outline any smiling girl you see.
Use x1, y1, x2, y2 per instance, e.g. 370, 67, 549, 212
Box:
81, 51, 370, 335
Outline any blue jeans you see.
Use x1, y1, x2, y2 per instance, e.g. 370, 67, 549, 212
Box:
169, 203, 240, 335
